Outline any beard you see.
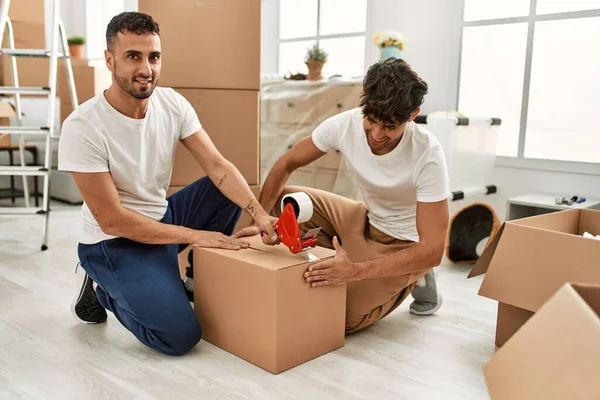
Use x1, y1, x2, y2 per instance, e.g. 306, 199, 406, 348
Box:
113, 62, 157, 100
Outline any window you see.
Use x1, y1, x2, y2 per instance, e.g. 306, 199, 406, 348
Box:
278, 0, 367, 78
458, 0, 600, 168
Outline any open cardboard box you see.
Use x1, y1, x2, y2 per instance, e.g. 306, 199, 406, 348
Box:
469, 208, 600, 346
484, 282, 600, 399
192, 234, 346, 374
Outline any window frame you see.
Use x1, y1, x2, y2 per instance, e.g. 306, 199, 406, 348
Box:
457, 0, 600, 176
276, 0, 369, 78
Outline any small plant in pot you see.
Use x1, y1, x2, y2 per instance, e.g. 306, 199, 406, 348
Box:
305, 43, 327, 81
67, 36, 85, 58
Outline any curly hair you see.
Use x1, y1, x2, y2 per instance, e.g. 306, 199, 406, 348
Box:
106, 12, 160, 52
360, 58, 428, 129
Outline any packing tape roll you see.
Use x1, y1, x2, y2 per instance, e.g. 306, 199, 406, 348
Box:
281, 192, 313, 223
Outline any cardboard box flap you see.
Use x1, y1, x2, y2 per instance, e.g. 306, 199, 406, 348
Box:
509, 208, 579, 232
578, 209, 600, 236
484, 283, 600, 400
478, 223, 600, 312
200, 234, 334, 271
572, 283, 600, 317
468, 224, 505, 278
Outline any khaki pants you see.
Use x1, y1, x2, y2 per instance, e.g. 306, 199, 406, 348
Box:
275, 186, 429, 334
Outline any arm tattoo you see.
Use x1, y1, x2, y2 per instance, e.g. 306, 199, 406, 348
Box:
218, 174, 227, 188
244, 199, 256, 217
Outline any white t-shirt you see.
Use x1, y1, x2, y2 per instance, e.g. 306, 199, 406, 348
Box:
312, 108, 449, 242
58, 87, 202, 244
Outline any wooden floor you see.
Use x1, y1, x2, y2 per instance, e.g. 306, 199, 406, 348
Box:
0, 200, 498, 400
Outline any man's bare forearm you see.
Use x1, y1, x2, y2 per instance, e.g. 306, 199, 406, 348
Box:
208, 159, 269, 220
96, 206, 196, 244
354, 242, 443, 280
258, 160, 291, 215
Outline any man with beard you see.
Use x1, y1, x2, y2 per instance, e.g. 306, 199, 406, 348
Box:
235, 58, 449, 332
58, 12, 278, 356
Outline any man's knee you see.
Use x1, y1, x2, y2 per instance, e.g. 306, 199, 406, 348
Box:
157, 319, 202, 356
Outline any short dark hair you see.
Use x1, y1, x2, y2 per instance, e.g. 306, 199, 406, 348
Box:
106, 12, 160, 51
360, 58, 428, 129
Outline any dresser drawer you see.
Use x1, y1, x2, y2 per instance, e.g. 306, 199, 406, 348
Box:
267, 96, 318, 124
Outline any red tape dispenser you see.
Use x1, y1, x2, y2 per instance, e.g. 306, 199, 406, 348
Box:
264, 192, 321, 254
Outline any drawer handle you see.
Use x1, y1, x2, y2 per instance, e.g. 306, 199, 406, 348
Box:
336, 103, 343, 109
287, 102, 294, 108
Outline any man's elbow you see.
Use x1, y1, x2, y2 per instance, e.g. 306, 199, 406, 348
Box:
427, 242, 446, 268
95, 210, 123, 236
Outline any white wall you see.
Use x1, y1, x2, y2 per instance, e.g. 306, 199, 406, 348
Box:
261, 0, 279, 74
366, 0, 463, 115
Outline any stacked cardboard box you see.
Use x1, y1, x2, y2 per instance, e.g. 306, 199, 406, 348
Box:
139, 0, 261, 205
0, 0, 47, 87
140, 1, 347, 374
470, 208, 600, 347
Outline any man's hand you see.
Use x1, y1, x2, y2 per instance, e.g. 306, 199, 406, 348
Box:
232, 215, 281, 246
192, 231, 250, 250
303, 237, 360, 287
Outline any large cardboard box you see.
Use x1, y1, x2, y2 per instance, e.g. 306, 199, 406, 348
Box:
138, 0, 260, 90
193, 234, 346, 374
171, 89, 259, 186
0, 4, 47, 86
5, 0, 45, 24
484, 283, 600, 399
469, 208, 600, 346
0, 100, 16, 146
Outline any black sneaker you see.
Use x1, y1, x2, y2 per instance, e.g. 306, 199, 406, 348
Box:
182, 249, 194, 302
71, 262, 107, 324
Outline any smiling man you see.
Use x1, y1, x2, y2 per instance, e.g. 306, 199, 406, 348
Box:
58, 12, 277, 355
236, 58, 449, 333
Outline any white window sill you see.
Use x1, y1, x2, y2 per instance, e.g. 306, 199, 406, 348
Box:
495, 156, 600, 176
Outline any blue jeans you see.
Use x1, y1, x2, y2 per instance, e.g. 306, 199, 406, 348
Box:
77, 177, 242, 356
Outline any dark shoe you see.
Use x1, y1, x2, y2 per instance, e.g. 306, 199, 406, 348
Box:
183, 249, 194, 302
71, 262, 107, 324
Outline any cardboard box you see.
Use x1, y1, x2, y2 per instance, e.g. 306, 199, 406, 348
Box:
484, 283, 600, 399
0, 19, 47, 86
5, 0, 45, 24
0, 100, 17, 146
469, 208, 600, 347
171, 89, 259, 186
193, 234, 346, 374
138, 0, 260, 90
0, 56, 49, 87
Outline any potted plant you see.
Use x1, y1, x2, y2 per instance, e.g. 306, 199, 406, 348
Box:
67, 36, 86, 58
304, 43, 328, 81
372, 30, 406, 60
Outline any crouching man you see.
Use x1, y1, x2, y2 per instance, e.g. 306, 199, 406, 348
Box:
235, 58, 450, 333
